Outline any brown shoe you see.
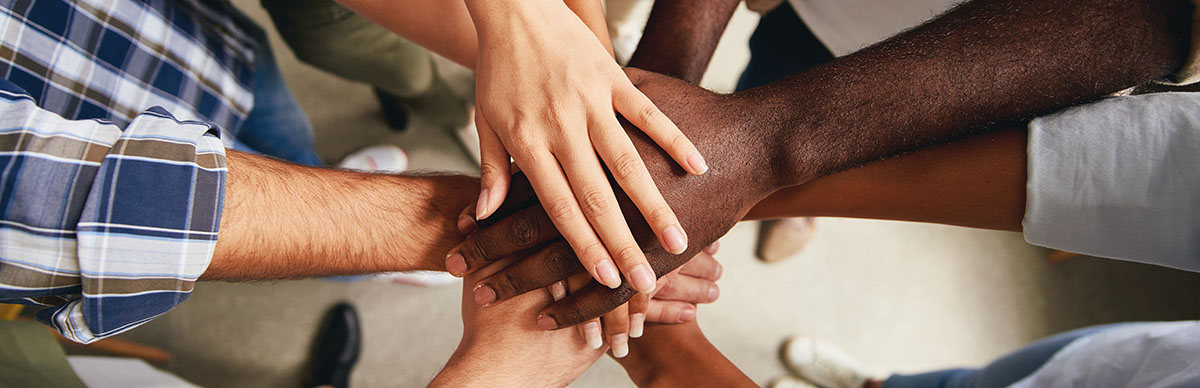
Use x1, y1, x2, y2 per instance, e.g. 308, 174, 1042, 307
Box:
756, 217, 817, 263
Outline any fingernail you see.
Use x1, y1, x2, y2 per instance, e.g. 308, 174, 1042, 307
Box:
714, 263, 723, 281
705, 241, 720, 254
629, 265, 656, 293
550, 281, 567, 301
475, 188, 491, 220
584, 322, 603, 349
630, 313, 645, 338
473, 284, 497, 305
537, 314, 558, 330
445, 253, 467, 277
687, 151, 708, 175
679, 306, 696, 322
661, 225, 688, 254
707, 285, 720, 302
610, 333, 629, 358
595, 261, 622, 289
457, 214, 476, 234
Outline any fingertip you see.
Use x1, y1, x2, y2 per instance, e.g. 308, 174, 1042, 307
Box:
629, 313, 646, 338
594, 260, 622, 289
583, 321, 603, 349
660, 224, 688, 255
473, 284, 497, 306
686, 150, 708, 175
704, 241, 720, 254
445, 252, 467, 277
679, 305, 697, 322
537, 314, 559, 330
457, 213, 476, 234
475, 188, 491, 221
628, 264, 657, 294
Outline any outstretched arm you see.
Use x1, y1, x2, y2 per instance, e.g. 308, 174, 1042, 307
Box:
617, 321, 755, 388
452, 0, 1194, 329
747, 127, 1028, 231
628, 0, 741, 84
206, 151, 476, 279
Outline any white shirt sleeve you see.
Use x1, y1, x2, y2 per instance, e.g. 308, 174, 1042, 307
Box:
1023, 92, 1200, 272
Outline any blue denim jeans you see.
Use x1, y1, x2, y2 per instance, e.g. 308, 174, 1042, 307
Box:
883, 323, 1134, 388
228, 11, 324, 167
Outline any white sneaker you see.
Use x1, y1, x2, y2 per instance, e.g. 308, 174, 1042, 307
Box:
770, 376, 820, 388
370, 271, 460, 287
338, 145, 409, 172
782, 337, 873, 388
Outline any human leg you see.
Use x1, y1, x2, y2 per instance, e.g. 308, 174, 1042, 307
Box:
261, 0, 469, 130
232, 13, 324, 166
882, 323, 1132, 388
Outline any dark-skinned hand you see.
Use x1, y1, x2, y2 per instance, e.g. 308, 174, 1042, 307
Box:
445, 68, 795, 330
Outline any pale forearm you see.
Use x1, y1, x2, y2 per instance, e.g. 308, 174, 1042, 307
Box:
752, 0, 1191, 187
206, 151, 476, 280
747, 128, 1027, 231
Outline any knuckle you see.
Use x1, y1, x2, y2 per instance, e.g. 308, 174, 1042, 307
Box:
463, 238, 492, 263
636, 103, 661, 125
667, 134, 691, 151
543, 198, 580, 223
478, 162, 505, 179
614, 245, 647, 266
545, 243, 585, 276
608, 152, 645, 180
645, 205, 676, 227
579, 243, 611, 264
506, 212, 542, 246
495, 271, 528, 299
579, 189, 613, 218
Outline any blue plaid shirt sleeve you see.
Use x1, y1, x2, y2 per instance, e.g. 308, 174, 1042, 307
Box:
0, 79, 226, 344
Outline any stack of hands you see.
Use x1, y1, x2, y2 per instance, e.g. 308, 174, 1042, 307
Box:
430, 2, 774, 384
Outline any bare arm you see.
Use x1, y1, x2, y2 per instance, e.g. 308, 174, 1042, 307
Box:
451, 0, 1195, 328
333, 0, 479, 67
747, 127, 1028, 231
628, 0, 741, 84
616, 322, 755, 388
753, 0, 1192, 188
205, 151, 476, 280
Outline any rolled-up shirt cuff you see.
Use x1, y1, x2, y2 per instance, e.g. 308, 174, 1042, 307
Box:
61, 107, 227, 343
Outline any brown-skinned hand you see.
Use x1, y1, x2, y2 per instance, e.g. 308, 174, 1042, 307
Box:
445, 68, 793, 330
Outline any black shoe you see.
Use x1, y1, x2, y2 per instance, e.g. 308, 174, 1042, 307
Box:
309, 302, 361, 388
374, 88, 410, 131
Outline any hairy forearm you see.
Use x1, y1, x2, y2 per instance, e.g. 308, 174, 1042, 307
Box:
618, 323, 754, 388
747, 127, 1027, 231
205, 151, 476, 280
751, 0, 1192, 188
628, 0, 740, 83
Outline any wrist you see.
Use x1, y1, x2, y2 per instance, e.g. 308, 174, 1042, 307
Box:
434, 340, 576, 388
733, 85, 827, 191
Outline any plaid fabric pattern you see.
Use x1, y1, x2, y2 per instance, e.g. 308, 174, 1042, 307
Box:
0, 0, 255, 141
0, 76, 226, 343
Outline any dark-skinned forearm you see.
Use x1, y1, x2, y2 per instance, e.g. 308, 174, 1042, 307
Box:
628, 0, 740, 84
749, 0, 1192, 188
207, 151, 476, 280
617, 323, 755, 388
747, 127, 1027, 231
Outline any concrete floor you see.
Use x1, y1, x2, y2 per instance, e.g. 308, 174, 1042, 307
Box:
90, 2, 1200, 387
